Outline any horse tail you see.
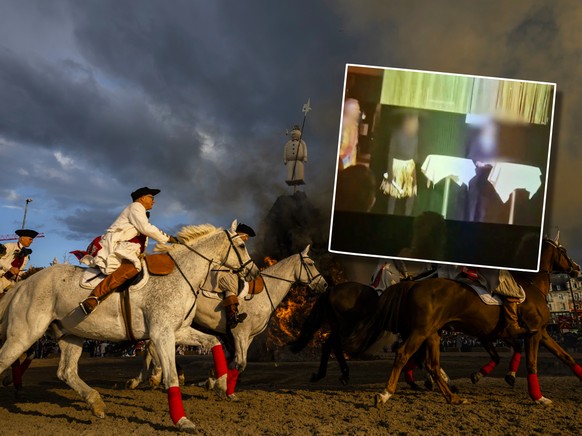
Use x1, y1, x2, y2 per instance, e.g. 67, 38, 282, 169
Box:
344, 281, 412, 356
288, 290, 328, 353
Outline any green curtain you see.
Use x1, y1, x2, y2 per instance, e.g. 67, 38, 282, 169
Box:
381, 69, 554, 125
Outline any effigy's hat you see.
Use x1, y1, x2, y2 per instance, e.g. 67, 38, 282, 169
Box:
131, 187, 161, 201
236, 223, 256, 237
15, 229, 39, 238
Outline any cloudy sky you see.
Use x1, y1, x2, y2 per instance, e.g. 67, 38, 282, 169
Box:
1, 0, 581, 267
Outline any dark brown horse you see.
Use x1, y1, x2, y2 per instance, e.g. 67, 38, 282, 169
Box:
288, 282, 379, 385
290, 281, 516, 390
346, 239, 582, 406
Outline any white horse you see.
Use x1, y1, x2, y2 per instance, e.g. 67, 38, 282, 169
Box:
126, 245, 327, 391
0, 220, 258, 433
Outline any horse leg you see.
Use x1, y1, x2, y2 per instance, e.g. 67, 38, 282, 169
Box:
233, 329, 251, 372
311, 335, 332, 383
375, 332, 426, 406
127, 341, 151, 389
540, 330, 582, 381
150, 329, 196, 433
524, 333, 551, 405
331, 334, 350, 385
0, 319, 51, 397
505, 340, 523, 387
57, 335, 106, 418
145, 340, 163, 389
424, 333, 466, 405
471, 340, 500, 384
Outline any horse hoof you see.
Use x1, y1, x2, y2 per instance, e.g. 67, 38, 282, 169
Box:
309, 373, 323, 383
177, 417, 197, 434
2, 375, 13, 387
450, 395, 468, 405
339, 375, 349, 386
213, 374, 227, 399
470, 372, 482, 384
178, 374, 186, 386
407, 382, 422, 391
535, 396, 553, 406
424, 379, 435, 391
125, 379, 139, 390
374, 390, 392, 408
504, 374, 516, 387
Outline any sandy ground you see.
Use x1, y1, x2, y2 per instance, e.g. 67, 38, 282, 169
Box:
0, 351, 581, 435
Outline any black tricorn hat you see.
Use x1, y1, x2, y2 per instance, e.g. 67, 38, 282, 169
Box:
236, 223, 256, 237
15, 229, 39, 238
131, 187, 161, 201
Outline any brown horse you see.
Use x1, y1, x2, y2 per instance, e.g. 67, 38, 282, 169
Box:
346, 238, 581, 406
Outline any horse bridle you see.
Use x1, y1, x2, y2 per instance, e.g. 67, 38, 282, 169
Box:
260, 253, 323, 288
543, 239, 579, 276
252, 253, 324, 313
169, 229, 256, 321
178, 230, 255, 279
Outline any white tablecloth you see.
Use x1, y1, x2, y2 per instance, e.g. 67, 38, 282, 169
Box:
421, 155, 476, 188
487, 162, 542, 203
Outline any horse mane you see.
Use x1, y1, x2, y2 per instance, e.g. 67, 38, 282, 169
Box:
155, 224, 220, 252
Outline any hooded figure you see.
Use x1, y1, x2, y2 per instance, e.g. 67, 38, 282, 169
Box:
284, 126, 308, 186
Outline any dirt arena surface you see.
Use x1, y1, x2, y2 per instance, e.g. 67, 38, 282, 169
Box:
0, 351, 581, 435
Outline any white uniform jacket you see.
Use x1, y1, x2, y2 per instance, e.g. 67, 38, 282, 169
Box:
82, 202, 170, 275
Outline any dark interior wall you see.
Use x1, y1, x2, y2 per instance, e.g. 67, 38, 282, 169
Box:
368, 105, 550, 226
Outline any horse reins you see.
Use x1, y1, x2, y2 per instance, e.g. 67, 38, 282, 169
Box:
255, 254, 323, 313
168, 230, 256, 320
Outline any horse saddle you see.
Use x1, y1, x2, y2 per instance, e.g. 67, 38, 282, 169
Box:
455, 278, 503, 306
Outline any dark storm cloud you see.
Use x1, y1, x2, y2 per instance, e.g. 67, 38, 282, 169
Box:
0, 0, 353, 241
1, 0, 582, 264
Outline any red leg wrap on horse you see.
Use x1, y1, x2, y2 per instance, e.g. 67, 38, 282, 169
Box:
479, 360, 497, 376
11, 361, 22, 388
402, 360, 416, 382
167, 386, 186, 425
212, 345, 228, 378
527, 373, 542, 401
19, 358, 32, 375
572, 363, 582, 380
509, 352, 521, 373
227, 368, 239, 395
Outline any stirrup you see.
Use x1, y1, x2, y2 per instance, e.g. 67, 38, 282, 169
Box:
79, 296, 100, 315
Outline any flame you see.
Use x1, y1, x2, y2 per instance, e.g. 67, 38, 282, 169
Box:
266, 284, 330, 350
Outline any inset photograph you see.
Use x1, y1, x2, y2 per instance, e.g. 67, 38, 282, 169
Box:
330, 64, 556, 271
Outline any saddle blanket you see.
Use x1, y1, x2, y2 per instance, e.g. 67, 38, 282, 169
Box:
201, 282, 249, 301
79, 263, 150, 292
456, 278, 503, 306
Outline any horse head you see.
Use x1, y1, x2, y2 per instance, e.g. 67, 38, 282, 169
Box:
223, 219, 260, 281
295, 245, 327, 293
543, 238, 580, 278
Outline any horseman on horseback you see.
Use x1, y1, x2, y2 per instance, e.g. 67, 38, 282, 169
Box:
200, 223, 256, 328
0, 229, 39, 293
78, 187, 178, 315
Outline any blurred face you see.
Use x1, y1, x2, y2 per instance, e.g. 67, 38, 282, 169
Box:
403, 115, 419, 136
19, 236, 33, 247
237, 232, 250, 242
137, 194, 155, 210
